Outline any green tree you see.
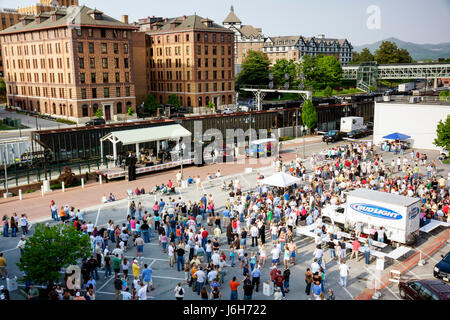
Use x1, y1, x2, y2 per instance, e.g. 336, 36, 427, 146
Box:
0, 78, 6, 97
359, 48, 375, 62
206, 101, 215, 109
271, 58, 299, 88
323, 86, 333, 97
434, 115, 450, 151
301, 99, 317, 132
374, 41, 413, 64
236, 50, 270, 87
167, 94, 182, 109
350, 48, 374, 65
94, 108, 103, 118
439, 90, 448, 101
302, 54, 342, 90
18, 223, 91, 287
127, 106, 134, 116
143, 94, 159, 113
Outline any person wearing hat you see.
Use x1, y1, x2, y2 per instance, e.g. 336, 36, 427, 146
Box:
74, 290, 86, 300
132, 259, 141, 279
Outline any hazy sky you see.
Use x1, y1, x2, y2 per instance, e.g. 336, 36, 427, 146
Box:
1, 0, 449, 45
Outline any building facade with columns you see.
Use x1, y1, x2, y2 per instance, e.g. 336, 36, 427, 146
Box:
222, 6, 265, 75
0, 6, 139, 123
137, 14, 235, 108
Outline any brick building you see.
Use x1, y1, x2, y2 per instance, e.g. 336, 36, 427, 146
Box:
222, 6, 265, 75
263, 34, 353, 66
137, 15, 235, 108
0, 9, 22, 77
0, 6, 139, 123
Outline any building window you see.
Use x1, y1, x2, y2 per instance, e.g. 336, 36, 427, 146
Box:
90, 58, 95, 68
204, 34, 208, 42
81, 88, 86, 99
77, 28, 82, 36
116, 87, 120, 97
88, 28, 93, 37
101, 29, 106, 38
91, 73, 96, 83
115, 58, 119, 68
77, 42, 83, 53
104, 87, 110, 98
103, 72, 108, 83
80, 73, 85, 83
124, 58, 129, 68
102, 58, 108, 68
124, 44, 129, 54
115, 72, 120, 82
125, 72, 129, 82
82, 104, 88, 116
101, 43, 107, 54
79, 58, 84, 69
92, 88, 97, 98
125, 87, 130, 96
93, 103, 98, 114
116, 102, 122, 114
89, 42, 94, 53
113, 43, 118, 54
198, 97, 202, 107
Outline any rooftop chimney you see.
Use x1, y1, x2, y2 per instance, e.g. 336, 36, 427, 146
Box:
122, 14, 128, 24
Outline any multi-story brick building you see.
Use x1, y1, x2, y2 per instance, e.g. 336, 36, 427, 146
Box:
0, 9, 22, 78
263, 34, 353, 66
0, 6, 139, 123
222, 6, 265, 75
138, 15, 235, 108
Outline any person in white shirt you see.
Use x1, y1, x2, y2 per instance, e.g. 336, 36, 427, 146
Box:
339, 259, 350, 288
121, 287, 132, 300
207, 268, 218, 283
194, 267, 206, 295
211, 252, 220, 267
311, 259, 321, 274
250, 225, 259, 247
17, 236, 26, 255
101, 195, 108, 204
137, 281, 148, 300
174, 282, 184, 300
271, 246, 280, 267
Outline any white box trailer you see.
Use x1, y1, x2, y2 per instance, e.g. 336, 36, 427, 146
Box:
398, 82, 415, 92
322, 189, 421, 245
340, 116, 364, 133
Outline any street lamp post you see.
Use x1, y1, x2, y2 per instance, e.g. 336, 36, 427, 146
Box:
177, 139, 186, 181
34, 108, 38, 130
3, 150, 8, 195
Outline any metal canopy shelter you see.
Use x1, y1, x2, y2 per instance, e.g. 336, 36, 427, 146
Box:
240, 87, 312, 111
100, 124, 191, 161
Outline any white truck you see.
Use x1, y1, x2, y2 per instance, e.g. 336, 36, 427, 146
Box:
398, 82, 415, 92
322, 189, 421, 245
340, 116, 364, 133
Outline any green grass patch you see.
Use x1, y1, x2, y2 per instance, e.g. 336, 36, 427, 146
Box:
443, 159, 450, 165
56, 118, 77, 125
313, 87, 364, 97
50, 180, 82, 190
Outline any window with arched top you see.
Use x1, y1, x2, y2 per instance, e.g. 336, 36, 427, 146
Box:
93, 103, 99, 114
198, 97, 202, 107
52, 103, 56, 114
69, 104, 73, 117
228, 95, 232, 104
187, 97, 191, 107
117, 102, 123, 114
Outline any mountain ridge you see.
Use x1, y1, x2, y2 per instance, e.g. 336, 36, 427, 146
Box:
354, 37, 450, 60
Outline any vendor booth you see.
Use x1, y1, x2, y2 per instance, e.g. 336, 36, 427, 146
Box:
380, 132, 411, 152
98, 124, 192, 180
246, 138, 276, 158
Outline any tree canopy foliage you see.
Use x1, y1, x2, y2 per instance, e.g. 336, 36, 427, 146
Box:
236, 50, 270, 87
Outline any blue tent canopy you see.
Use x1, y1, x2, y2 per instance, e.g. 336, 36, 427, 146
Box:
382, 132, 411, 140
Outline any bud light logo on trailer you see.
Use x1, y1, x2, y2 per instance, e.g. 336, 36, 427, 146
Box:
350, 203, 403, 220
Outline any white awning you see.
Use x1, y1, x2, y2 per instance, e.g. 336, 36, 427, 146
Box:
260, 172, 301, 188
250, 138, 277, 145
101, 124, 191, 146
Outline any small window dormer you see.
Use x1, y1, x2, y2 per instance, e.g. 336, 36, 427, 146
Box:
88, 8, 103, 20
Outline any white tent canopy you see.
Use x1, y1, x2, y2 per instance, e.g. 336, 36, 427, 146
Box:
100, 124, 191, 161
250, 138, 277, 145
260, 172, 301, 188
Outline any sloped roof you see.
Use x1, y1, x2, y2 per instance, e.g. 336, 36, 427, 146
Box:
147, 14, 230, 32
0, 5, 137, 34
240, 25, 263, 38
223, 5, 241, 24
269, 36, 301, 46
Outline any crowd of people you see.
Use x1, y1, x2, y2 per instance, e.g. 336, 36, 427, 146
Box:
1, 140, 448, 300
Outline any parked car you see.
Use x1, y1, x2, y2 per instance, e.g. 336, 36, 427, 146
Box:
346, 130, 364, 139
434, 252, 450, 282
222, 108, 234, 114
322, 130, 345, 144
85, 118, 106, 126
398, 279, 450, 300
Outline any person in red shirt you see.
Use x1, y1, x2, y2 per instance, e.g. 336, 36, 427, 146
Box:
350, 239, 360, 261
274, 270, 286, 298
229, 277, 240, 300
168, 180, 173, 189
270, 267, 278, 284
